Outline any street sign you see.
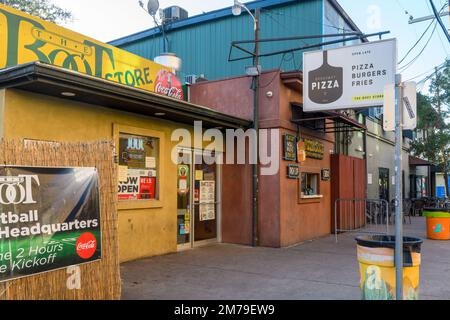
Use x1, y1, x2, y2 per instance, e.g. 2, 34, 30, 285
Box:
383, 81, 417, 132
303, 39, 397, 112
402, 82, 417, 130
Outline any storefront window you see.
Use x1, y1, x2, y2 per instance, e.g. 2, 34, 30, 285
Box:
117, 133, 160, 201
301, 173, 320, 197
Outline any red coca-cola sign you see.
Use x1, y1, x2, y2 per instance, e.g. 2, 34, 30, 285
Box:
76, 232, 97, 259
154, 69, 184, 100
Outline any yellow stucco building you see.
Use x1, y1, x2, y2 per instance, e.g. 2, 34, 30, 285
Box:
0, 63, 249, 262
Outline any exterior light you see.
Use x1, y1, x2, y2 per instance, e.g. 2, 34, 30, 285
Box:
231, 0, 257, 30
232, 4, 242, 16
154, 112, 166, 116
61, 92, 76, 97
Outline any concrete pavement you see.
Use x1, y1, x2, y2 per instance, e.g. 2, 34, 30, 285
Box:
121, 217, 450, 300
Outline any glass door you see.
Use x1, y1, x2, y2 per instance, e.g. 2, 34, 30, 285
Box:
177, 149, 219, 250
379, 168, 390, 202
193, 152, 217, 245
177, 149, 192, 250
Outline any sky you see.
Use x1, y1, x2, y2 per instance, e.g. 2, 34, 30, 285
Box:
52, 0, 450, 93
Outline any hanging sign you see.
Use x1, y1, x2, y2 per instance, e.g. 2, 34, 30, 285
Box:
0, 4, 184, 100
297, 141, 306, 163
0, 166, 101, 283
303, 39, 397, 111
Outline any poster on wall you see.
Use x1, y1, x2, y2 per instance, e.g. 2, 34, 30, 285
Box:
283, 134, 297, 161
303, 39, 397, 111
0, 166, 101, 283
199, 181, 215, 221
118, 169, 156, 200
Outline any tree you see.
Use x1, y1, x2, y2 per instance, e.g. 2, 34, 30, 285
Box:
0, 0, 72, 23
410, 61, 450, 198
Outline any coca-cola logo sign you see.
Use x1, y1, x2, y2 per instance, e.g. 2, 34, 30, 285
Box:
76, 232, 98, 259
154, 69, 184, 100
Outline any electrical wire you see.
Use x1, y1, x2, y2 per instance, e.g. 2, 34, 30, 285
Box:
398, 2, 448, 66
259, 53, 288, 88
398, 18, 436, 64
405, 61, 446, 82
429, 0, 450, 43
399, 21, 438, 72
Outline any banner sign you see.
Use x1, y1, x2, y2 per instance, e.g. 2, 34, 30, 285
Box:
0, 4, 184, 100
303, 39, 397, 111
0, 166, 101, 282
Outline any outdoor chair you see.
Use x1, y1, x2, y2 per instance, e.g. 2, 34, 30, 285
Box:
403, 199, 412, 224
412, 199, 425, 217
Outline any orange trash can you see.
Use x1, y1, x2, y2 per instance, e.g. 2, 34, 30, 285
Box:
423, 208, 450, 240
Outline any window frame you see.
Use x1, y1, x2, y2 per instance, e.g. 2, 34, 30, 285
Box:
298, 168, 323, 204
114, 124, 165, 210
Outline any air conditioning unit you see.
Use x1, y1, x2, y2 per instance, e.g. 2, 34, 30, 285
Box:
185, 75, 198, 85
160, 6, 188, 24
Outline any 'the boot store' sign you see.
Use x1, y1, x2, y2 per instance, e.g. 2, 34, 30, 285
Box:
303, 39, 396, 111
0, 4, 184, 100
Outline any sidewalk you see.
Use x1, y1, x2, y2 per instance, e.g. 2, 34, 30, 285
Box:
121, 217, 450, 300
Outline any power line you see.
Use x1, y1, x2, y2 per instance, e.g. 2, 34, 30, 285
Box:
399, 21, 438, 72
405, 61, 446, 81
429, 0, 450, 43
399, 1, 448, 66
398, 18, 436, 64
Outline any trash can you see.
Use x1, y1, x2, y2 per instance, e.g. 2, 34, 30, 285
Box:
356, 235, 423, 300
423, 208, 450, 240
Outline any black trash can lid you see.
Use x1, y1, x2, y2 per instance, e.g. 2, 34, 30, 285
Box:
355, 235, 423, 250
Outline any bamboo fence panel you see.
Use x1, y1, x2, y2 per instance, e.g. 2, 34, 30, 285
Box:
0, 140, 121, 300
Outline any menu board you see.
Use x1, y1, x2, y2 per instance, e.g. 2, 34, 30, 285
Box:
199, 181, 215, 221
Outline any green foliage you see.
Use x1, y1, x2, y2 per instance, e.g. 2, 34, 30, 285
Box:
410, 60, 450, 196
430, 60, 450, 117
0, 0, 72, 23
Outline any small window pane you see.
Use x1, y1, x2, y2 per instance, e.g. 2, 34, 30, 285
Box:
118, 133, 160, 201
301, 173, 319, 197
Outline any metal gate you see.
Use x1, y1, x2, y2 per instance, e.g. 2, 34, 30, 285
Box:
334, 198, 391, 242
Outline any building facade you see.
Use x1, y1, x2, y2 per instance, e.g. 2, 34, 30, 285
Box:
112, 0, 431, 204
0, 4, 253, 263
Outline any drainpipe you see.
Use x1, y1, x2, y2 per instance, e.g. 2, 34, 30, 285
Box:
252, 8, 261, 247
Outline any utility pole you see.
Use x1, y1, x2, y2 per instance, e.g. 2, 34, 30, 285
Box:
231, 1, 261, 247
409, 1, 450, 43
252, 7, 261, 247
394, 74, 404, 300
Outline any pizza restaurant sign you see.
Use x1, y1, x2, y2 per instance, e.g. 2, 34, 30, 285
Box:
0, 4, 184, 100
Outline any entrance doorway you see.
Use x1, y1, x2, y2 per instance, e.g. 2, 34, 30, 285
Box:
176, 148, 220, 250
379, 168, 390, 202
